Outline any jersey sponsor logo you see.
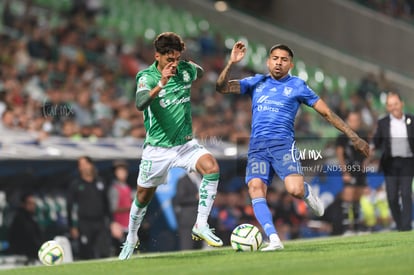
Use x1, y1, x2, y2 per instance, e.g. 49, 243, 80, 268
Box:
270, 87, 277, 92
257, 95, 269, 103
257, 95, 284, 106
159, 96, 191, 108
283, 87, 293, 97
158, 89, 166, 97
170, 84, 191, 93
257, 105, 279, 112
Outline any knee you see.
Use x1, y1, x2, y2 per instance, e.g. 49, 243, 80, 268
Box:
284, 175, 305, 198
137, 188, 153, 205
248, 179, 266, 198
286, 184, 304, 199
197, 155, 220, 175
204, 164, 219, 175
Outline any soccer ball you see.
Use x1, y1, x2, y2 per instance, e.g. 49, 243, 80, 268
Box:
230, 223, 263, 252
38, 240, 64, 266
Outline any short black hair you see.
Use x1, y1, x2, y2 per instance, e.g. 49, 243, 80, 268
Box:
269, 44, 294, 58
154, 32, 185, 55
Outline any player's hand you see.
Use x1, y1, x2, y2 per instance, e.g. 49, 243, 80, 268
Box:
230, 41, 246, 63
160, 62, 177, 85
352, 137, 370, 157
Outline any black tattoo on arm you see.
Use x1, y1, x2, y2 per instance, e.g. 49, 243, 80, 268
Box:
216, 62, 240, 94
324, 110, 358, 141
228, 81, 241, 94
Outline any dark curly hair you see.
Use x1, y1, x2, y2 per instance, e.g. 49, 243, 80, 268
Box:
154, 32, 185, 54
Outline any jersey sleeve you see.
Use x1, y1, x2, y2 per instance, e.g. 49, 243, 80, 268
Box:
189, 62, 198, 81
136, 73, 157, 94
239, 74, 266, 96
298, 81, 320, 107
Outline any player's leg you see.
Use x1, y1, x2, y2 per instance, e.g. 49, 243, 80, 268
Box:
274, 142, 324, 217
247, 177, 284, 251
284, 174, 324, 217
191, 155, 223, 246
175, 140, 223, 247
245, 155, 283, 251
119, 187, 156, 260
119, 146, 170, 260
194, 153, 220, 228
119, 187, 157, 260
193, 155, 222, 246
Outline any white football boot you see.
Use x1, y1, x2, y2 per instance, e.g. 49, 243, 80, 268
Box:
191, 224, 223, 247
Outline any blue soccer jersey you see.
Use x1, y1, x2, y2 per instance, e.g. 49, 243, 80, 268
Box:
239, 74, 320, 147
240, 74, 320, 183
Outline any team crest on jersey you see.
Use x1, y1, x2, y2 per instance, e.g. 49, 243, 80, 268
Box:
182, 70, 190, 82
137, 76, 148, 92
283, 87, 293, 97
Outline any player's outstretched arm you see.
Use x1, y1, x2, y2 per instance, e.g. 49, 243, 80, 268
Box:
216, 42, 246, 94
313, 99, 370, 157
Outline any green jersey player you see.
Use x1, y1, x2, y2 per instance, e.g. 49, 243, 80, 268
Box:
119, 32, 223, 260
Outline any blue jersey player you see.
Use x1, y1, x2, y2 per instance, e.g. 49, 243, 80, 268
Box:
216, 42, 370, 251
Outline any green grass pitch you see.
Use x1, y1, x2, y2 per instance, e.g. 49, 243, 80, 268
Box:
1, 231, 413, 275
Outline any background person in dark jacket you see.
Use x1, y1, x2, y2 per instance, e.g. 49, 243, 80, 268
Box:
67, 156, 112, 259
336, 110, 369, 234
373, 91, 414, 231
8, 192, 44, 263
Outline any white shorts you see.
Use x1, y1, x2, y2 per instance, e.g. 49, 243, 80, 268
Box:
137, 139, 211, 188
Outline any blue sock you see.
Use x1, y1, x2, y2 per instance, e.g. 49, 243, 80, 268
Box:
303, 182, 310, 199
252, 198, 277, 237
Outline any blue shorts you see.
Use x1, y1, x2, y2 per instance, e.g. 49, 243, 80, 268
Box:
245, 140, 303, 185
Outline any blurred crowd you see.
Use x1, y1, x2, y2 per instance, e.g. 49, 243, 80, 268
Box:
1, 0, 405, 146
0, 0, 253, 145
356, 0, 414, 22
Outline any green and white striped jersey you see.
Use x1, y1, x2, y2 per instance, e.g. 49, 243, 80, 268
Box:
136, 60, 198, 147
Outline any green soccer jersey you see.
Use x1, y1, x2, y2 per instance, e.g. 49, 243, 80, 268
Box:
135, 60, 198, 147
